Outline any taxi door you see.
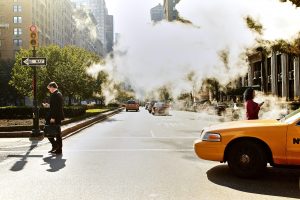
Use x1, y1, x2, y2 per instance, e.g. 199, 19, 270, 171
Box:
286, 120, 300, 165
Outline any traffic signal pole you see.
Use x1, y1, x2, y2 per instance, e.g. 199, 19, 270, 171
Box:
28, 25, 42, 137
31, 46, 41, 136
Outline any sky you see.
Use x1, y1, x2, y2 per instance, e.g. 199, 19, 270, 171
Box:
90, 0, 300, 100
105, 0, 163, 34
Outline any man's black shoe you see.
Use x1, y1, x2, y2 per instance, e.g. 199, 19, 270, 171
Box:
53, 149, 62, 155
48, 146, 58, 153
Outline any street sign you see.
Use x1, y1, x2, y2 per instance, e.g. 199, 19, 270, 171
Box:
21, 57, 47, 66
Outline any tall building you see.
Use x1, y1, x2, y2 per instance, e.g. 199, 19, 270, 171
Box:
73, 6, 104, 56
72, 0, 114, 54
0, 0, 74, 60
163, 0, 180, 21
105, 14, 113, 53
150, 3, 164, 22
114, 33, 120, 45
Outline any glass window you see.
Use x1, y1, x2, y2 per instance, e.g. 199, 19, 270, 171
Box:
13, 16, 22, 23
0, 40, 2, 47
13, 28, 22, 35
13, 5, 22, 12
13, 39, 22, 47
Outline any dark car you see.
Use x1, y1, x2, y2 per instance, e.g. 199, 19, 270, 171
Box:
147, 100, 157, 113
151, 102, 169, 116
214, 102, 228, 116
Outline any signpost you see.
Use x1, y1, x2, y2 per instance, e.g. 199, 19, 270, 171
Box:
21, 57, 47, 66
22, 25, 46, 137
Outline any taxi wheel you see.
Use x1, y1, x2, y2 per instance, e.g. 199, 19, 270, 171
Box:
227, 141, 267, 178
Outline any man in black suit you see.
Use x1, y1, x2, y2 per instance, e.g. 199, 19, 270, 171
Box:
43, 82, 65, 154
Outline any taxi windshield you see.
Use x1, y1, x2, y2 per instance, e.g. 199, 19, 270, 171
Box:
281, 108, 300, 124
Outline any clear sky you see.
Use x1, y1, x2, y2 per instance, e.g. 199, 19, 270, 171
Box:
105, 0, 163, 34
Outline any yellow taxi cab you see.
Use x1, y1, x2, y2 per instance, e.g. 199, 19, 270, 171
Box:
194, 108, 300, 178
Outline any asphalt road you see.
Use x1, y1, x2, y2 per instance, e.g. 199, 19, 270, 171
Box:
0, 109, 299, 200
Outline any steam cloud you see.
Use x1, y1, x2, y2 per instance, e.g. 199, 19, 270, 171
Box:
88, 0, 300, 101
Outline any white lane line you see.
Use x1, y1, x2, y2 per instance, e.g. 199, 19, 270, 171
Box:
68, 136, 198, 139
0, 149, 194, 153
150, 130, 155, 138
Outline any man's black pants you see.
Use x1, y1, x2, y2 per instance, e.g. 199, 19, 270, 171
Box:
48, 122, 62, 150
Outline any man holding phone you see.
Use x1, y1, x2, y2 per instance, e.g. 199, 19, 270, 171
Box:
43, 82, 64, 154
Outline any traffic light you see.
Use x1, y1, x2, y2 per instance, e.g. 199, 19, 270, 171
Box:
29, 25, 38, 47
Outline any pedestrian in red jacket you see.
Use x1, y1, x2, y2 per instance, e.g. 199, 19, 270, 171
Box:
243, 88, 264, 120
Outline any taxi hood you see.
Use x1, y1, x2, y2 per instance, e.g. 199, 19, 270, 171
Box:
204, 119, 284, 132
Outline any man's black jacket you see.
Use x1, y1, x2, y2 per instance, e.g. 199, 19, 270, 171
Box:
49, 90, 65, 123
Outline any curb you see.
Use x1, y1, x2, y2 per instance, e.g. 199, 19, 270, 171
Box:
0, 108, 124, 138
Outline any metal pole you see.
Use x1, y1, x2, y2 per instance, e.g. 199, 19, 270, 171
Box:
31, 46, 40, 136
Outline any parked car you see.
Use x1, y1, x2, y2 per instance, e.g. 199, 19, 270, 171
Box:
151, 102, 169, 116
145, 102, 150, 110
214, 102, 228, 116
147, 100, 157, 113
125, 100, 139, 112
194, 108, 300, 178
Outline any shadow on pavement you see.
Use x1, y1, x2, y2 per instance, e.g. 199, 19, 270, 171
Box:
207, 165, 300, 199
104, 118, 123, 122
8, 140, 43, 172
42, 154, 66, 172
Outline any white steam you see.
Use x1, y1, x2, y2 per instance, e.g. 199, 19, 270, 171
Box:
89, 0, 300, 100
73, 7, 98, 41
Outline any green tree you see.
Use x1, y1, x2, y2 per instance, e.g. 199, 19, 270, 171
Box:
158, 86, 172, 101
10, 45, 104, 105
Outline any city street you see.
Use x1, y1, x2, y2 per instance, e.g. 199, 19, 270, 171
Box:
0, 109, 299, 200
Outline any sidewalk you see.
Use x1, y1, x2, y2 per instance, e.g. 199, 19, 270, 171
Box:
0, 108, 124, 149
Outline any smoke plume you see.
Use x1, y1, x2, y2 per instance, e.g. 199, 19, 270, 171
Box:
88, 0, 300, 101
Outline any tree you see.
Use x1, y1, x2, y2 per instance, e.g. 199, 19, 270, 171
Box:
0, 59, 22, 106
113, 82, 135, 103
158, 86, 172, 101
280, 0, 300, 7
9, 45, 104, 105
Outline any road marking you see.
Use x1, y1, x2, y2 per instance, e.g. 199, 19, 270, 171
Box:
0, 149, 194, 153
68, 136, 198, 139
150, 130, 155, 138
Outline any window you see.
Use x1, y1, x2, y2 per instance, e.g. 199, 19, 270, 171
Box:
0, 40, 2, 47
13, 39, 22, 47
13, 5, 22, 12
13, 0, 20, 2
14, 28, 22, 35
13, 16, 22, 24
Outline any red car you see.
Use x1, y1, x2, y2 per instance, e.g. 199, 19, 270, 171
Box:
125, 100, 139, 112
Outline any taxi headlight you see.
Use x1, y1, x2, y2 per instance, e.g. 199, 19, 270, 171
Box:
201, 132, 221, 142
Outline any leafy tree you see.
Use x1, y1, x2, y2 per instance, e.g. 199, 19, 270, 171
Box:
0, 59, 22, 105
158, 86, 172, 101
113, 82, 135, 103
280, 0, 300, 7
9, 45, 105, 105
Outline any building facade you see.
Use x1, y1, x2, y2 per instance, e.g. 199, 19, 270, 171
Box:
0, 0, 74, 60
150, 3, 164, 22
105, 14, 113, 53
163, 0, 180, 21
72, 0, 113, 55
244, 51, 300, 101
73, 6, 104, 56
